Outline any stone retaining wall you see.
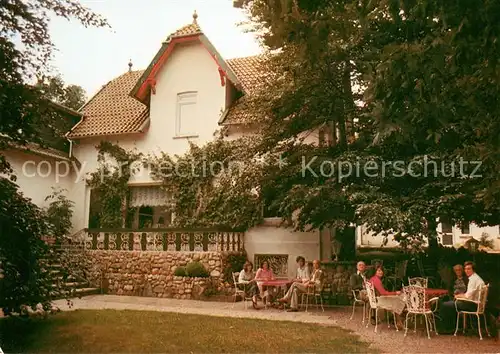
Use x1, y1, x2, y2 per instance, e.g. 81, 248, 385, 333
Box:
85, 251, 239, 299
319, 261, 356, 305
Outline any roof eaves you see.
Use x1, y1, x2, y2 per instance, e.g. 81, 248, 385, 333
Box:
67, 129, 146, 140
47, 101, 83, 118
130, 43, 169, 100
198, 35, 243, 92
218, 107, 230, 125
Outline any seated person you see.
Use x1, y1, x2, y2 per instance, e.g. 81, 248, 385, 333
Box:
369, 266, 400, 296
369, 266, 403, 327
279, 259, 323, 312
294, 256, 310, 283
350, 261, 368, 301
238, 261, 259, 309
438, 261, 485, 334
451, 264, 468, 295
255, 260, 275, 305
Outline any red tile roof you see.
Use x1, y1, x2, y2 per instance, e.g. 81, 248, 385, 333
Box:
226, 55, 266, 94
68, 70, 149, 138
68, 17, 265, 138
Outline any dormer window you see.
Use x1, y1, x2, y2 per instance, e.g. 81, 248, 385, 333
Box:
175, 91, 198, 137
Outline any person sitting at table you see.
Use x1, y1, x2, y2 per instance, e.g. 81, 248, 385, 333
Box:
438, 261, 485, 334
279, 259, 323, 312
451, 264, 468, 296
238, 261, 259, 309
350, 261, 368, 302
255, 260, 276, 305
295, 256, 310, 282
369, 266, 400, 296
369, 266, 404, 327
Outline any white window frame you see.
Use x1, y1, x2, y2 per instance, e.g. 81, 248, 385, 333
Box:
175, 91, 198, 138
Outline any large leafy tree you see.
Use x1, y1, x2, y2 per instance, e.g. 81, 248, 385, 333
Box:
0, 0, 107, 310
238, 0, 500, 251
0, 0, 107, 174
37, 75, 87, 110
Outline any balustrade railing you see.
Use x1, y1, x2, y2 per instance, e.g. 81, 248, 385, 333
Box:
76, 228, 245, 252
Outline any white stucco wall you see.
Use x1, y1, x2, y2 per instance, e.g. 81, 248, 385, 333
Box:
71, 42, 227, 230
2, 149, 76, 209
244, 218, 321, 278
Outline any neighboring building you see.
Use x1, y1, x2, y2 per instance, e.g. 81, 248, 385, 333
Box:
2, 13, 500, 277
1, 101, 82, 208
357, 222, 500, 251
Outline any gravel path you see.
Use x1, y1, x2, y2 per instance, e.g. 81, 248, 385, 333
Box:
53, 295, 499, 353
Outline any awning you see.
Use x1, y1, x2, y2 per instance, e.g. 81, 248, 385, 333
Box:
129, 186, 170, 207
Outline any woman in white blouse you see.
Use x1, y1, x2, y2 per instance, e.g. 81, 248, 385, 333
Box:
238, 261, 259, 309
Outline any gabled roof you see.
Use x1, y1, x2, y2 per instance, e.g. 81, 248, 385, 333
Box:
67, 13, 265, 138
131, 12, 242, 103
67, 70, 149, 138
219, 54, 267, 125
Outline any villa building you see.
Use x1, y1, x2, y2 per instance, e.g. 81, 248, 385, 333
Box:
2, 13, 499, 280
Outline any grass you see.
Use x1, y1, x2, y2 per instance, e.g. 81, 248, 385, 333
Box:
0, 310, 377, 353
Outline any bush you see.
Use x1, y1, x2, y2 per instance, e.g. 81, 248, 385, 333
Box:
174, 266, 187, 277
186, 262, 209, 278
223, 253, 247, 283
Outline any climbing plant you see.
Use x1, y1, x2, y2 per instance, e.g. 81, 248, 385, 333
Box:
44, 187, 74, 243
146, 137, 264, 230
87, 141, 141, 228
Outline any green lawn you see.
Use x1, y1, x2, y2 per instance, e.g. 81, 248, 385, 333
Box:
0, 310, 376, 353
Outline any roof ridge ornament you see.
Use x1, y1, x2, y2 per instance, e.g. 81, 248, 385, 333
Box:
128, 59, 133, 72
192, 10, 198, 24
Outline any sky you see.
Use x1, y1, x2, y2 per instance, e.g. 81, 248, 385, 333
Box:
48, 0, 262, 98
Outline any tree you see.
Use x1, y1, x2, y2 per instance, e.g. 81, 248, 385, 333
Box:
0, 0, 108, 311
0, 0, 108, 174
238, 0, 500, 252
37, 75, 87, 110
0, 178, 52, 311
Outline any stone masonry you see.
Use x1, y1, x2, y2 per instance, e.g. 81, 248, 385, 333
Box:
85, 251, 237, 299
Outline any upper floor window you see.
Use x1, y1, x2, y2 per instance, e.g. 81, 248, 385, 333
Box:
441, 220, 452, 233
176, 91, 198, 137
460, 222, 470, 234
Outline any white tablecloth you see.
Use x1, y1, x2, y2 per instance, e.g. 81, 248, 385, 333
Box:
377, 294, 406, 314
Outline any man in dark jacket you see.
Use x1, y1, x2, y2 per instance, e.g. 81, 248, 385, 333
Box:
350, 261, 366, 291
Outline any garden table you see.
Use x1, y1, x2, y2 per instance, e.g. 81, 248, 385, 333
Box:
425, 288, 448, 298
258, 279, 293, 309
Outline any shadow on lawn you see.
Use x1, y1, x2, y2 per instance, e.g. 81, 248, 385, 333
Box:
0, 310, 377, 353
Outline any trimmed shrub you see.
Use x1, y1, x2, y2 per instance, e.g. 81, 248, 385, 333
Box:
186, 262, 209, 278
173, 266, 187, 277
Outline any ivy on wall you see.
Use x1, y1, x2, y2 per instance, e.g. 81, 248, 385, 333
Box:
87, 138, 265, 231
87, 141, 141, 228
146, 137, 264, 230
